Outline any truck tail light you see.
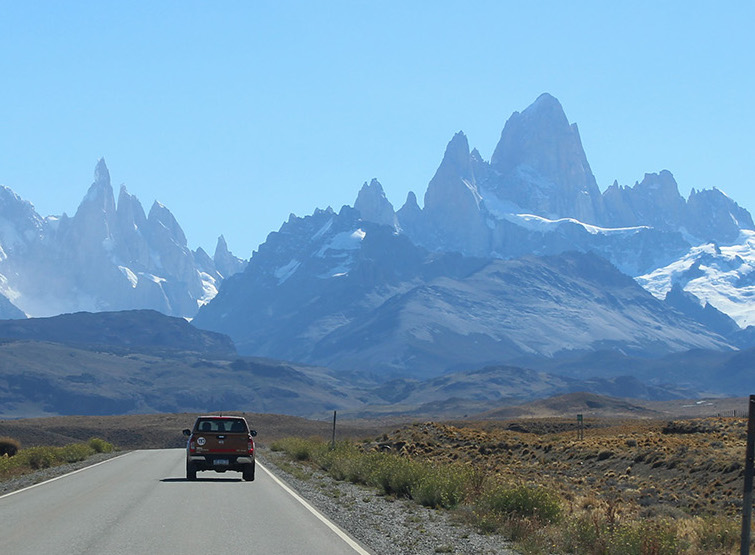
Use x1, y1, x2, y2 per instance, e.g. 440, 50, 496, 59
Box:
248, 440, 254, 454
189, 440, 196, 453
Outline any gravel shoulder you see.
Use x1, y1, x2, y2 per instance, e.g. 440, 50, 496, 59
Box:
258, 449, 518, 555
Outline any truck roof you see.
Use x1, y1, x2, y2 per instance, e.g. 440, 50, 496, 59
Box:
196, 415, 248, 419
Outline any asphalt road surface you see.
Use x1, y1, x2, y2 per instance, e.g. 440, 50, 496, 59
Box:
0, 449, 370, 554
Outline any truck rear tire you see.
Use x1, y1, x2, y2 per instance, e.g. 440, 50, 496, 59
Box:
187, 461, 197, 481
243, 463, 255, 481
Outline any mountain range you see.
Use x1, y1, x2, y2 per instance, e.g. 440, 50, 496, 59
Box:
193, 210, 731, 378
0, 159, 246, 318
193, 93, 754, 381
2, 93, 755, 405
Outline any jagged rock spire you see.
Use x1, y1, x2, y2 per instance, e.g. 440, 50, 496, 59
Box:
94, 157, 110, 186
490, 93, 604, 223
354, 178, 398, 228
422, 131, 489, 255
148, 200, 187, 247
70, 158, 117, 247
214, 234, 247, 278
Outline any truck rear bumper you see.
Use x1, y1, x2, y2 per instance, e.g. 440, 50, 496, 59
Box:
188, 454, 255, 469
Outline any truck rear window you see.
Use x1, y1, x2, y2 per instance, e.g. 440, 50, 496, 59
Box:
195, 419, 248, 433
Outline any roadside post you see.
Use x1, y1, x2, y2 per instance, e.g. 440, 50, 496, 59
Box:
331, 410, 337, 450
577, 414, 584, 441
741, 395, 755, 554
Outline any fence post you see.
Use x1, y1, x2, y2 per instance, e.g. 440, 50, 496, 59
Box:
741, 395, 755, 554
331, 410, 337, 450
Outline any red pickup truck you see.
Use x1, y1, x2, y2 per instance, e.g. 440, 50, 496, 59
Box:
182, 415, 257, 481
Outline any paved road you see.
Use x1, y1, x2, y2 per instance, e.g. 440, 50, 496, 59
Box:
0, 449, 370, 554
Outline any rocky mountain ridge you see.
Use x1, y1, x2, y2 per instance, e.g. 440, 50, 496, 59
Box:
194, 93, 753, 380
193, 205, 732, 378
396, 94, 752, 256
0, 159, 246, 318
366, 94, 755, 320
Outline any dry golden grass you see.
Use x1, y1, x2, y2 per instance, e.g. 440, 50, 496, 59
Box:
274, 416, 750, 553
374, 417, 747, 520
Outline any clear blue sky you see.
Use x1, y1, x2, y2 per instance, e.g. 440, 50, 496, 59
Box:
1, 2, 753, 258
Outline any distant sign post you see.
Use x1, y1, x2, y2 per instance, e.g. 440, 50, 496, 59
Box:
741, 395, 755, 555
577, 414, 584, 441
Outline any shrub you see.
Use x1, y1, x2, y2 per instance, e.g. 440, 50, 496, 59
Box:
367, 455, 420, 497
0, 439, 114, 477
560, 512, 601, 553
411, 464, 470, 509
0, 436, 20, 457
556, 511, 685, 555
271, 437, 325, 462
23, 447, 59, 469
695, 515, 739, 551
317, 442, 363, 478
606, 519, 682, 555
291, 439, 318, 461
322, 444, 365, 482
0, 453, 15, 474
482, 484, 563, 523
87, 438, 115, 454
501, 515, 541, 543
273, 437, 472, 509
60, 443, 94, 463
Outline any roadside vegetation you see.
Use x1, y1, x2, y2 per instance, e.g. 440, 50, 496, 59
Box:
271, 418, 747, 554
0, 436, 116, 480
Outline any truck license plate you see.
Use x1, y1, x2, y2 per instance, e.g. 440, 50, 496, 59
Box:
214, 459, 229, 465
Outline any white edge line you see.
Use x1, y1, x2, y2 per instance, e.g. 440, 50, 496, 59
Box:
0, 451, 134, 501
258, 461, 371, 555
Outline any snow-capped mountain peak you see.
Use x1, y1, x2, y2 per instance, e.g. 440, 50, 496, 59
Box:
190, 93, 755, 379
637, 230, 755, 328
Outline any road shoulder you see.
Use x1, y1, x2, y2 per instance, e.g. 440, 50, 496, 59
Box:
0, 451, 125, 497
258, 449, 517, 555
